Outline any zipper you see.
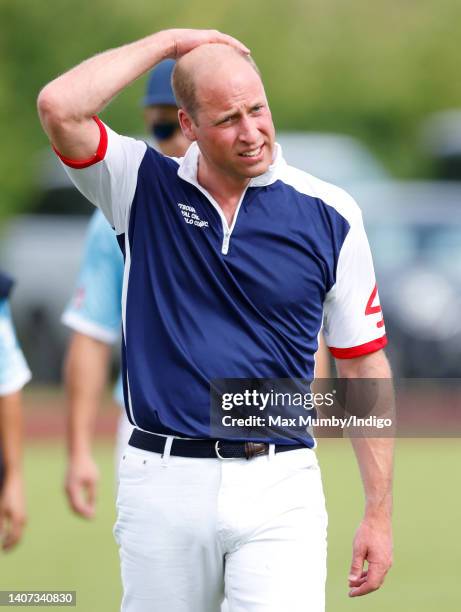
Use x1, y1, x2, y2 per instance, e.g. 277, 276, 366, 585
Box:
190, 182, 250, 255
222, 229, 231, 255
177, 141, 280, 255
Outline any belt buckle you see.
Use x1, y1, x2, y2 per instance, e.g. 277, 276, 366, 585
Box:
245, 442, 269, 459
215, 441, 268, 460
214, 441, 239, 460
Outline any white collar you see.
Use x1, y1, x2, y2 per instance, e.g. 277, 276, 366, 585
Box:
177, 141, 285, 188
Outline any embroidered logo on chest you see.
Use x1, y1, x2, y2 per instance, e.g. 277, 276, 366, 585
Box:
177, 203, 209, 229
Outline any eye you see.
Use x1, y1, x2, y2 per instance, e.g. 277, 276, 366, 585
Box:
217, 115, 234, 126
252, 104, 264, 113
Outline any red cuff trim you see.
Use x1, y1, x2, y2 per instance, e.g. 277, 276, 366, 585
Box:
52, 116, 108, 169
329, 334, 388, 359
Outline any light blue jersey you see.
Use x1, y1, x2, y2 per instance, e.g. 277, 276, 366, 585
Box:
62, 209, 124, 407
0, 299, 31, 396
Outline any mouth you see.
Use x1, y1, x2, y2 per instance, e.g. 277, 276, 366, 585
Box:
238, 144, 265, 160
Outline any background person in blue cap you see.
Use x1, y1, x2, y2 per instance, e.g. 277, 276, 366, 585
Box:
0, 271, 31, 551
143, 58, 190, 157
63, 60, 190, 518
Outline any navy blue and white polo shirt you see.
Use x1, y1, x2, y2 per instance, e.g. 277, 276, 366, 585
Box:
56, 117, 387, 447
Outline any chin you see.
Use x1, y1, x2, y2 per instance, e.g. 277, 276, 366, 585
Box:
246, 157, 272, 177
245, 164, 269, 178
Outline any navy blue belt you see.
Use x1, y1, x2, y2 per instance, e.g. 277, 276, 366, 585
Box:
129, 428, 306, 460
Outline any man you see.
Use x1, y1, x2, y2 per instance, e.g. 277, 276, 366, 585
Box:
38, 28, 393, 612
62, 209, 125, 518
63, 57, 331, 520
0, 271, 31, 551
62, 60, 190, 519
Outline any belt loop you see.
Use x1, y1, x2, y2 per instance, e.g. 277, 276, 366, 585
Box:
161, 436, 174, 466
268, 443, 275, 461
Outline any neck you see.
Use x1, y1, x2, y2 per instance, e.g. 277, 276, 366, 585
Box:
197, 154, 250, 207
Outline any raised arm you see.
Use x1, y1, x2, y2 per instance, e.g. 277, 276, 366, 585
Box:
37, 29, 249, 159
335, 349, 394, 598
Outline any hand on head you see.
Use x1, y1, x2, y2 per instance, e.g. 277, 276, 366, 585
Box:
164, 29, 250, 60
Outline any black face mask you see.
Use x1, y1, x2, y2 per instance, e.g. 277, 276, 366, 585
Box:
151, 122, 179, 142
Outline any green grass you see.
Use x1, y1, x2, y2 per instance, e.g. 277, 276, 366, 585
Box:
318, 439, 461, 611
0, 442, 121, 611
1, 439, 460, 610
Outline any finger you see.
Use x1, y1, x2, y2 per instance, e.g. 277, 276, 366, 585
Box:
68, 482, 93, 519
349, 579, 380, 597
349, 564, 386, 597
348, 570, 368, 587
86, 480, 97, 516
212, 31, 250, 54
348, 547, 366, 584
173, 30, 250, 60
0, 511, 5, 548
367, 561, 388, 586
2, 514, 25, 551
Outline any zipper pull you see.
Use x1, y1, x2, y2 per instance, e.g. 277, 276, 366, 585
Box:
222, 231, 230, 255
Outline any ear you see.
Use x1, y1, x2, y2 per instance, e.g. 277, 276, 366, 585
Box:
178, 109, 197, 142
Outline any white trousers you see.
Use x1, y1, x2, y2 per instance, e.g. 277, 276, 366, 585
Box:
114, 442, 328, 612
115, 412, 135, 479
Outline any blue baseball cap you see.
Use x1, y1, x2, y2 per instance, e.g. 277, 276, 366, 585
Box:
143, 59, 177, 107
0, 271, 14, 299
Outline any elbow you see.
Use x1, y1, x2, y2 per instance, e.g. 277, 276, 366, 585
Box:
37, 86, 58, 124
37, 84, 69, 135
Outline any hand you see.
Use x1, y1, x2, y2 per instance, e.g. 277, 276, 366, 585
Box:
0, 473, 27, 551
348, 516, 393, 597
162, 28, 250, 59
65, 453, 99, 519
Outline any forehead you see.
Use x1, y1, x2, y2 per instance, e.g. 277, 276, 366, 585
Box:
196, 62, 265, 114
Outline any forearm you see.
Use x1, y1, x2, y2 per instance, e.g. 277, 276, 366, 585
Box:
37, 31, 174, 160
37, 28, 248, 159
67, 396, 97, 459
336, 350, 394, 517
38, 31, 172, 128
64, 333, 111, 458
0, 392, 26, 550
351, 437, 394, 519
0, 392, 24, 478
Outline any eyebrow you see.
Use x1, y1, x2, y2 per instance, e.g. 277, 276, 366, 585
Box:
213, 111, 240, 126
213, 102, 265, 126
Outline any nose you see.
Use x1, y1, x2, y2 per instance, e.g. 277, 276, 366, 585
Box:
238, 115, 260, 144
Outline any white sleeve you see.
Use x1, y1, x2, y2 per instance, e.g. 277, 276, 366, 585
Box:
61, 211, 123, 344
55, 117, 147, 233
0, 300, 32, 396
323, 211, 387, 359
